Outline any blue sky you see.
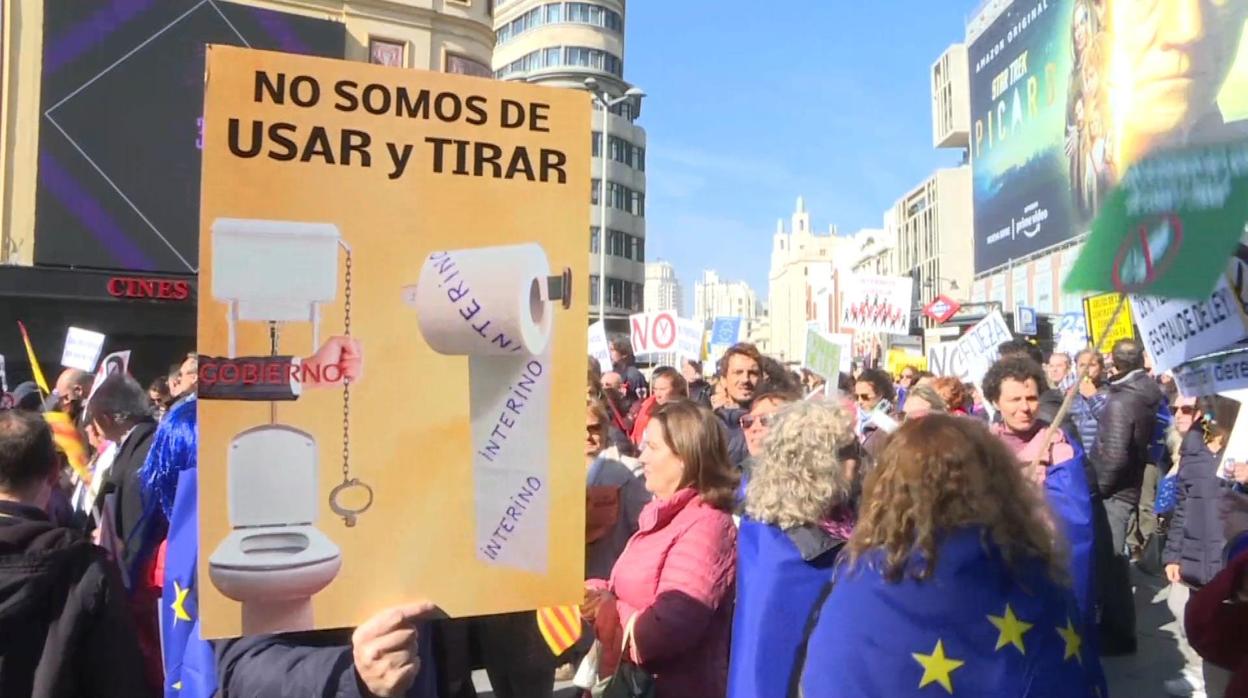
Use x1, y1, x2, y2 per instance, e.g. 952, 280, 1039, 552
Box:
625, 1, 980, 314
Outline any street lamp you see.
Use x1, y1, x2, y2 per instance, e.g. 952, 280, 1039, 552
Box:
585, 77, 645, 325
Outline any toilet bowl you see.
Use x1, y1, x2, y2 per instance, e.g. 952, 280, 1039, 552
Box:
209, 424, 342, 635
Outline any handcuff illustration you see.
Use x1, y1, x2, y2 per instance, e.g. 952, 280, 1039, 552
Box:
263, 239, 373, 527
325, 241, 373, 527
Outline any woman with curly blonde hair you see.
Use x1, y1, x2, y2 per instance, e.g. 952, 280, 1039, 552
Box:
801, 415, 1105, 697
728, 401, 859, 698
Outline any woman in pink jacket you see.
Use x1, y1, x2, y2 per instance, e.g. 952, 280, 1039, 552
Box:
585, 400, 739, 698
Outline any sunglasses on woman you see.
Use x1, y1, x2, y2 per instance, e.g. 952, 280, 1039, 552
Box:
740, 413, 779, 429
1173, 405, 1198, 416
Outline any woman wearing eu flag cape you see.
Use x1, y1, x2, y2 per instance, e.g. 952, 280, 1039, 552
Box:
727, 400, 859, 698
801, 414, 1105, 698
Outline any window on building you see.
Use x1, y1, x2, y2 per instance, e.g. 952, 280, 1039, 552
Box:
632, 282, 644, 311
445, 53, 491, 78
543, 46, 561, 67
590, 226, 601, 253
546, 3, 562, 22
589, 274, 600, 306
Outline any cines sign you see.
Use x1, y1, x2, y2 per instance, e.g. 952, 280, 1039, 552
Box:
106, 276, 193, 301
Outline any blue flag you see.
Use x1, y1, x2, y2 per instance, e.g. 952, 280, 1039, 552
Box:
801, 527, 1105, 698
159, 468, 216, 697
1042, 431, 1096, 632
728, 519, 842, 698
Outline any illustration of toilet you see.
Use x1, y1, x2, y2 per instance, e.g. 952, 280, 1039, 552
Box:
209, 425, 342, 635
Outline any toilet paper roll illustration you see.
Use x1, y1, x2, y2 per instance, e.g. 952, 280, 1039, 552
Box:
403, 243, 570, 574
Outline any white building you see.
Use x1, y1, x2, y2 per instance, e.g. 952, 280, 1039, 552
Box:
493, 0, 646, 325
891, 167, 974, 324
767, 197, 858, 363
643, 260, 681, 313
693, 270, 759, 327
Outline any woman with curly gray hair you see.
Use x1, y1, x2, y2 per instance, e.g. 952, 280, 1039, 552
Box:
727, 400, 859, 698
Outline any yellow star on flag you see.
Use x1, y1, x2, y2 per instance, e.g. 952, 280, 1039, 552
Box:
912, 639, 965, 694
987, 603, 1033, 654
172, 680, 183, 691
1056, 618, 1082, 664
172, 580, 192, 624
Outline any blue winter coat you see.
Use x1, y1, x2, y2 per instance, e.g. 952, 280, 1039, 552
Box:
727, 519, 844, 698
1164, 430, 1231, 586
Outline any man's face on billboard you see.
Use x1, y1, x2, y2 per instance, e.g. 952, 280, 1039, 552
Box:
1116, 0, 1248, 136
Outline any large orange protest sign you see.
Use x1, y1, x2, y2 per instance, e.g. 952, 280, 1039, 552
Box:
196, 46, 589, 638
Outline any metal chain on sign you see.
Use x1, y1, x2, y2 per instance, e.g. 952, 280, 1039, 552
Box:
329, 244, 373, 527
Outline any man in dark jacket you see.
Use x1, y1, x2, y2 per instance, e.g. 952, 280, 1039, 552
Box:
715, 343, 764, 468
0, 410, 153, 698
1090, 340, 1163, 655
87, 374, 159, 577
1092, 339, 1165, 553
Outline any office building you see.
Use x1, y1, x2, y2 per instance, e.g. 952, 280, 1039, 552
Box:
890, 167, 974, 324
493, 0, 646, 328
693, 270, 759, 328
643, 260, 681, 313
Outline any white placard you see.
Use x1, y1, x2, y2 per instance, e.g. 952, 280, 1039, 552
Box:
588, 321, 610, 372
1131, 276, 1248, 375
61, 327, 106, 372
1173, 347, 1248, 397
0, 354, 6, 393
925, 310, 1013, 386
1054, 312, 1089, 357
629, 311, 703, 360
839, 274, 913, 336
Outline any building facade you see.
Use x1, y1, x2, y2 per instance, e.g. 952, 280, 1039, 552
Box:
493, 0, 646, 328
0, 0, 494, 383
890, 167, 974, 323
767, 197, 856, 363
692, 270, 759, 328
643, 260, 681, 313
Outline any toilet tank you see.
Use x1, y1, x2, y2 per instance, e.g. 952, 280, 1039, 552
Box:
211, 218, 341, 323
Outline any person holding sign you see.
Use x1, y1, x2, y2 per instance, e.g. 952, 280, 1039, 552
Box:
983, 358, 1098, 639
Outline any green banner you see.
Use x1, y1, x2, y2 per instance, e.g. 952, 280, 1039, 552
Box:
805, 330, 842, 380
1063, 139, 1248, 300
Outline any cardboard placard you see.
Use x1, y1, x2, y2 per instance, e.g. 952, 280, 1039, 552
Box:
1083, 292, 1135, 352
197, 47, 589, 637
804, 330, 844, 380
60, 327, 106, 372
840, 274, 914, 336
1132, 276, 1248, 374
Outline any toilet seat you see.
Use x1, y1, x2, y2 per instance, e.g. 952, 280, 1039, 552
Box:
210, 524, 339, 572
227, 425, 320, 527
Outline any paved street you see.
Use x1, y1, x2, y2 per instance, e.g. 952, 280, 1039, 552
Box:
472, 565, 1191, 698
1104, 566, 1190, 698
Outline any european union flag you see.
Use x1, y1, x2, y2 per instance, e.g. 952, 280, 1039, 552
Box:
159, 468, 216, 697
801, 527, 1106, 698
1043, 431, 1096, 631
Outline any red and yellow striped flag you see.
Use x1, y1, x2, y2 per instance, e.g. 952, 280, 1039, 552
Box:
45, 411, 90, 485
17, 320, 50, 397
536, 605, 582, 656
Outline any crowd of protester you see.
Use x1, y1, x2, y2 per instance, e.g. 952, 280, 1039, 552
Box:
4, 333, 1248, 698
